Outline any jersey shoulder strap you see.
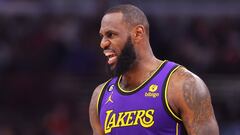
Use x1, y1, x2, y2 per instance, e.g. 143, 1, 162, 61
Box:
96, 78, 113, 116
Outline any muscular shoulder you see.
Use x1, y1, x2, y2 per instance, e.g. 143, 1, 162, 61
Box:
168, 67, 210, 113
170, 66, 203, 89
89, 82, 109, 135
89, 82, 108, 118
168, 67, 219, 134
90, 83, 106, 107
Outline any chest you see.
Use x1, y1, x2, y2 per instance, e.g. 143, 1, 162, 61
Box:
98, 61, 183, 134
99, 80, 175, 134
102, 82, 162, 112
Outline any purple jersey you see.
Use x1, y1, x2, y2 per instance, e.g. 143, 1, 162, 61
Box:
97, 60, 186, 135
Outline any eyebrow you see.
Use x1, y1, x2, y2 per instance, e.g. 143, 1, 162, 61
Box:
99, 30, 117, 37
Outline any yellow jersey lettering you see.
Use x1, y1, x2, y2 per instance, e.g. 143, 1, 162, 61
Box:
133, 110, 145, 125
142, 109, 154, 128
104, 110, 114, 133
125, 111, 136, 126
145, 92, 159, 98
115, 112, 127, 127
104, 109, 155, 134
107, 113, 116, 129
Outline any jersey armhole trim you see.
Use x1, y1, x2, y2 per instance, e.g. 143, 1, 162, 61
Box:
163, 65, 183, 122
97, 79, 112, 116
176, 123, 179, 135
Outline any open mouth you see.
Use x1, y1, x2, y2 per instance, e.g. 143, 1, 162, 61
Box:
104, 50, 117, 65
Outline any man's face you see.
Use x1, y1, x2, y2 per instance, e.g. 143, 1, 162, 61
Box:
99, 12, 136, 76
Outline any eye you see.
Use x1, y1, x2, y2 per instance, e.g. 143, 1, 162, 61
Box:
106, 32, 113, 38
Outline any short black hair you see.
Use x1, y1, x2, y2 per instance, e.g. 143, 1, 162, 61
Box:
105, 4, 149, 36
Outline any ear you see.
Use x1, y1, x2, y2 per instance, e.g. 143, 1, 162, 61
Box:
132, 25, 145, 42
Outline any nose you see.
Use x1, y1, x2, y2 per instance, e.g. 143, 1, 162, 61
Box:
100, 38, 110, 49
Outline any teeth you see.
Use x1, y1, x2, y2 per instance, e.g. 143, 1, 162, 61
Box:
105, 52, 112, 56
104, 51, 115, 57
108, 55, 117, 64
103, 50, 117, 64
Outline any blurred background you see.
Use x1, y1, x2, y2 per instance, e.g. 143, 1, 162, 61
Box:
0, 0, 240, 135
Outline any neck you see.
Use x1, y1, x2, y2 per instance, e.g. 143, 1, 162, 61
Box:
120, 56, 162, 90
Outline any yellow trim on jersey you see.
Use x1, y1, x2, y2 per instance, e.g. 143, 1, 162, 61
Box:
164, 65, 182, 121
117, 60, 166, 93
176, 123, 179, 135
96, 79, 111, 116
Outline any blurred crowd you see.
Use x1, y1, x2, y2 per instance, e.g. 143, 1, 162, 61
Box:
0, 4, 240, 135
0, 14, 102, 135
149, 16, 240, 74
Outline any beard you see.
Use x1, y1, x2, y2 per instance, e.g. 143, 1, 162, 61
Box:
107, 37, 136, 77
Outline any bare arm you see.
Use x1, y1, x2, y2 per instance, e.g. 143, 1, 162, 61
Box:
168, 67, 219, 135
89, 84, 105, 135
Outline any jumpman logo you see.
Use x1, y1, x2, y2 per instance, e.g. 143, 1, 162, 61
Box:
105, 92, 114, 104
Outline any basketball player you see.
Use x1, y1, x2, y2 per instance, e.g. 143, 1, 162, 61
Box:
89, 4, 219, 135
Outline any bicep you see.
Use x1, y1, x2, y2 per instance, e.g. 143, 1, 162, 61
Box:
173, 69, 219, 135
89, 85, 105, 135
